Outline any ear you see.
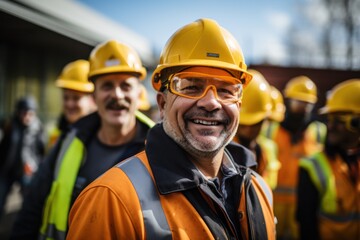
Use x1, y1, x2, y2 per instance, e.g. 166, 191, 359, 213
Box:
156, 92, 166, 120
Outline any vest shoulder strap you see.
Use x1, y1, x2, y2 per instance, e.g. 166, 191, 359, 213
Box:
117, 157, 172, 239
251, 170, 273, 206
135, 110, 155, 128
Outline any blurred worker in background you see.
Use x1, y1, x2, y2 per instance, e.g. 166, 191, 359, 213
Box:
47, 59, 96, 149
260, 85, 285, 189
270, 76, 326, 239
67, 18, 276, 240
262, 85, 286, 140
11, 40, 154, 240
297, 79, 360, 240
233, 69, 280, 189
0, 96, 46, 217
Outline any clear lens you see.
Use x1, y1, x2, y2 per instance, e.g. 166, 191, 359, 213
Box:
168, 72, 243, 104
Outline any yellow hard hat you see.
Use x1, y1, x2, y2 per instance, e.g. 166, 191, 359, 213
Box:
319, 79, 360, 114
239, 69, 272, 125
88, 40, 147, 81
138, 85, 151, 111
269, 86, 285, 122
151, 18, 252, 92
56, 60, 94, 93
283, 76, 317, 104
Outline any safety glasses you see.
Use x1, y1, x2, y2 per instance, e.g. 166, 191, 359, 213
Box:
164, 72, 243, 104
327, 114, 360, 132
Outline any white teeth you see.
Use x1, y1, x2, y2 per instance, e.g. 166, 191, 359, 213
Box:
193, 119, 218, 125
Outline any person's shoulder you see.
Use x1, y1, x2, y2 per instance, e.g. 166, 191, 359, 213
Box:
69, 112, 100, 141
226, 141, 257, 168
73, 112, 100, 129
81, 166, 135, 198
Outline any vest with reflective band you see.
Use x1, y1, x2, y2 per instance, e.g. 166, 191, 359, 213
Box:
118, 157, 172, 239
118, 156, 273, 239
257, 135, 281, 190
299, 152, 337, 213
273, 121, 326, 203
40, 130, 84, 240
300, 152, 360, 239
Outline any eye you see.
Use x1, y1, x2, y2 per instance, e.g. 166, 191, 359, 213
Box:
100, 81, 114, 91
181, 85, 202, 93
217, 87, 235, 95
120, 82, 133, 92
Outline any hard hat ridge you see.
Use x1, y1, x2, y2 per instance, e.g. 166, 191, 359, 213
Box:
88, 39, 147, 81
152, 18, 252, 92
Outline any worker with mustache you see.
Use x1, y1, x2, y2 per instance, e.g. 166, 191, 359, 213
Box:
11, 40, 154, 240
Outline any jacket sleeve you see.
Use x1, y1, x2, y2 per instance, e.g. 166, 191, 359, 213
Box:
296, 168, 320, 240
10, 140, 62, 239
67, 168, 142, 240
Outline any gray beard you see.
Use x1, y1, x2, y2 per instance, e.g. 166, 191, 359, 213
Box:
162, 116, 235, 159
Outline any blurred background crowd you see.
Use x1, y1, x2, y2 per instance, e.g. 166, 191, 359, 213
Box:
0, 0, 359, 239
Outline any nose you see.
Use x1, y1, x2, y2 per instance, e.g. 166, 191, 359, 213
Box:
113, 86, 125, 99
64, 97, 76, 109
197, 86, 222, 110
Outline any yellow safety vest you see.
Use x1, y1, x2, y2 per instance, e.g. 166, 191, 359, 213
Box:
299, 152, 360, 239
299, 152, 337, 213
40, 130, 84, 240
257, 135, 281, 190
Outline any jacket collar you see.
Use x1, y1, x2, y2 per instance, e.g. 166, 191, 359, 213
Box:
146, 123, 257, 194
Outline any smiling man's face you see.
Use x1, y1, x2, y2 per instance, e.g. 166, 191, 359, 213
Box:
157, 66, 241, 159
94, 73, 141, 128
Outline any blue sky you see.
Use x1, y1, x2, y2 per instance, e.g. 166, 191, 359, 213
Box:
76, 0, 304, 65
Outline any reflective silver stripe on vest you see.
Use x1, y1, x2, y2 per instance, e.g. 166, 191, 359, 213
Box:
273, 186, 296, 195
309, 157, 327, 191
39, 224, 66, 240
319, 211, 360, 222
53, 129, 77, 179
118, 157, 172, 239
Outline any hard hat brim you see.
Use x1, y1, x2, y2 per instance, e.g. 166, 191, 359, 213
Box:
56, 79, 94, 93
89, 66, 147, 81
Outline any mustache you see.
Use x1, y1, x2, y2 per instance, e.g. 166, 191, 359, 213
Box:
105, 98, 130, 110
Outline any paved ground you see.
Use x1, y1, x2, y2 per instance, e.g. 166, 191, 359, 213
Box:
0, 184, 23, 240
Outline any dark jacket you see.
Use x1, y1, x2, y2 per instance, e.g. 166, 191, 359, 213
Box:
0, 116, 45, 182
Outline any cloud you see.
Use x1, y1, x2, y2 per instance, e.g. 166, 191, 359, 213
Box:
267, 11, 291, 32
303, 0, 329, 27
263, 36, 287, 64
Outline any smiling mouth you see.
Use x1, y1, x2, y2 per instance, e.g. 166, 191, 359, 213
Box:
192, 119, 222, 126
